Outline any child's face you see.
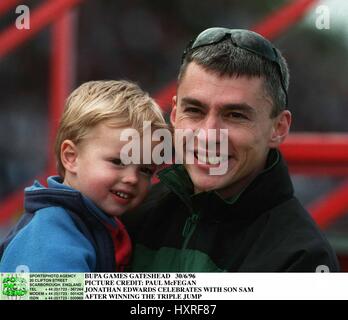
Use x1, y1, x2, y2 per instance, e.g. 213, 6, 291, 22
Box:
64, 123, 156, 217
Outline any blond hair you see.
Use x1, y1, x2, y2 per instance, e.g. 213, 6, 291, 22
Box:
55, 80, 167, 177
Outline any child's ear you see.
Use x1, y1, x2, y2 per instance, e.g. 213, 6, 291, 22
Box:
60, 140, 79, 174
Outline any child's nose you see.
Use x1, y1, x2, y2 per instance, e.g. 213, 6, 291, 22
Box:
121, 166, 139, 185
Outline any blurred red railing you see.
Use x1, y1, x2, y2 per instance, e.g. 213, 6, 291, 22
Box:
0, 0, 81, 223
0, 0, 22, 16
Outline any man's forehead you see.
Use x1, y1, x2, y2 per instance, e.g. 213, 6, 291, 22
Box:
180, 96, 256, 113
180, 63, 264, 92
178, 90, 271, 115
177, 63, 273, 112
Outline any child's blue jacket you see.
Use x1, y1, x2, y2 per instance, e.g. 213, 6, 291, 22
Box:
0, 176, 122, 272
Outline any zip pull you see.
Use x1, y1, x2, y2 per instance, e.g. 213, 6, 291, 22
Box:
182, 213, 200, 238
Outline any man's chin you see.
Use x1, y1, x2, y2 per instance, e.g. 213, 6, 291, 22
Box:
187, 165, 227, 194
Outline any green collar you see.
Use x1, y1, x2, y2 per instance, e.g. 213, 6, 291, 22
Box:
224, 148, 280, 205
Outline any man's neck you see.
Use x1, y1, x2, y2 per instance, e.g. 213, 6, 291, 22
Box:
215, 169, 262, 199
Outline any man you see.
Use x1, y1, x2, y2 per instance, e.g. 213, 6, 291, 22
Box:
123, 28, 339, 271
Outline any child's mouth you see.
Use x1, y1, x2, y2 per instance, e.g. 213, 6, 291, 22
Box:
110, 190, 134, 205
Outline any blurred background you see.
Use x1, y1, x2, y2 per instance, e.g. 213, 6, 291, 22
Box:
1, 0, 348, 270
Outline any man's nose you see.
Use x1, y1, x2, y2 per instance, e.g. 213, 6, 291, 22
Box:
198, 114, 223, 145
121, 166, 139, 185
202, 113, 221, 130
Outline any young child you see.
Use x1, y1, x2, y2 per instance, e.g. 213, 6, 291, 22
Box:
0, 80, 167, 272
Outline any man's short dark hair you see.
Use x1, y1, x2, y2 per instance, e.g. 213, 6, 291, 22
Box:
178, 39, 289, 117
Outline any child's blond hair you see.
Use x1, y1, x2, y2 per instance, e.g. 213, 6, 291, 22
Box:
55, 80, 167, 177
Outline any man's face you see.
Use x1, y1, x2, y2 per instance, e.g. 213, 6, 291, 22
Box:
171, 62, 291, 198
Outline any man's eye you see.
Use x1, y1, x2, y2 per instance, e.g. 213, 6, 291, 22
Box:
110, 158, 125, 166
227, 112, 248, 120
185, 107, 203, 114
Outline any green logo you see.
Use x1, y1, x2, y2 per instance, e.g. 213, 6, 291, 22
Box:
2, 274, 28, 298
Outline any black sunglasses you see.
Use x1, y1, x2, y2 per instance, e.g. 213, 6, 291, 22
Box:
182, 28, 288, 108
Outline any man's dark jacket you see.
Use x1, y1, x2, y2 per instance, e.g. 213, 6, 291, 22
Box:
123, 149, 339, 272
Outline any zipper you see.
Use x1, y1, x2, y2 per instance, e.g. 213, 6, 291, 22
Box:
182, 213, 200, 249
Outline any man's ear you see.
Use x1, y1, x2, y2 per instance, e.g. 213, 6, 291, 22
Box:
60, 140, 79, 174
170, 96, 177, 127
269, 110, 292, 148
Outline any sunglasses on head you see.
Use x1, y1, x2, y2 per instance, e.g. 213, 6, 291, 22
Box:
182, 27, 288, 108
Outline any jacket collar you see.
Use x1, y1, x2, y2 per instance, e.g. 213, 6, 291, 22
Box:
24, 176, 117, 228
158, 149, 294, 222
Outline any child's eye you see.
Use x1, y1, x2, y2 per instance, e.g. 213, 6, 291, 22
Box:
140, 166, 155, 177
110, 158, 125, 166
